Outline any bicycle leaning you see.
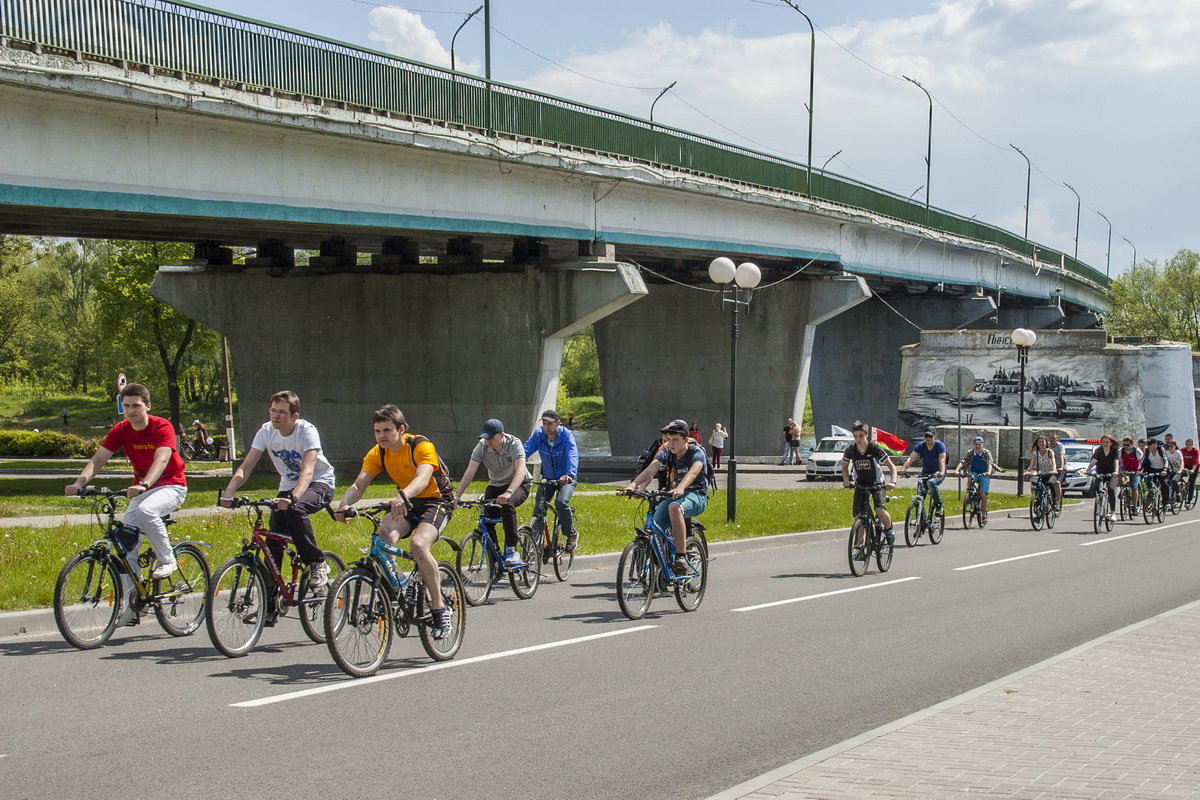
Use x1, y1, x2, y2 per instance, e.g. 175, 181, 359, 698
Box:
456, 497, 540, 606
614, 489, 707, 620
54, 486, 211, 649
847, 482, 896, 577
323, 503, 465, 677
904, 474, 945, 546
526, 478, 575, 582
205, 497, 346, 658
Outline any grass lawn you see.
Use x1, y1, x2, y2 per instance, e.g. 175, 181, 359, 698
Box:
0, 482, 1030, 612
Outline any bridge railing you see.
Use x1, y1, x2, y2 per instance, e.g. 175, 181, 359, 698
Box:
0, 0, 1108, 288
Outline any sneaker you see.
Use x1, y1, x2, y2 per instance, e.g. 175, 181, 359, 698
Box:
672, 556, 691, 576
150, 559, 177, 580
565, 531, 579, 552
430, 607, 453, 640
116, 605, 140, 627
503, 548, 524, 567
308, 561, 331, 589
884, 529, 895, 544
852, 547, 866, 561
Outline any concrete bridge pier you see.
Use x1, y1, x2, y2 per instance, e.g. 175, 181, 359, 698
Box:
151, 261, 646, 465
594, 275, 870, 457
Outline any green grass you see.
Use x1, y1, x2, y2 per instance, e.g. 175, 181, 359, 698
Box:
0, 483, 1031, 612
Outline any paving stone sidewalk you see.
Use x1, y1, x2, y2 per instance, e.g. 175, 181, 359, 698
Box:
714, 600, 1200, 800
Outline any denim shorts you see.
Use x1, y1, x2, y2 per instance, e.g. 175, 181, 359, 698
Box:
653, 491, 708, 531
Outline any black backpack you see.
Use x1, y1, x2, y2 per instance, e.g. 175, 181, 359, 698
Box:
665, 442, 718, 497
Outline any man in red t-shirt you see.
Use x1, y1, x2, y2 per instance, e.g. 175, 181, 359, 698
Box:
67, 383, 188, 583
1182, 438, 1200, 503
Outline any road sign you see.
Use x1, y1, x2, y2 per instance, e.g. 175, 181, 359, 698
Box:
116, 372, 127, 391
944, 366, 975, 399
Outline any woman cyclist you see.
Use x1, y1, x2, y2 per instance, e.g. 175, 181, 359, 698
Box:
1026, 436, 1059, 512
1088, 434, 1121, 520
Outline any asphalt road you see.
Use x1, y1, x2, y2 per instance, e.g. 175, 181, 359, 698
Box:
3, 501, 1199, 800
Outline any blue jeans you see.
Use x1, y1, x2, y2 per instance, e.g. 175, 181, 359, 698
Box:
921, 473, 945, 506
540, 480, 577, 534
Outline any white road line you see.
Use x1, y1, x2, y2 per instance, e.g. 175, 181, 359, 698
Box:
953, 549, 1060, 571
230, 625, 657, 708
731, 577, 922, 612
1080, 517, 1197, 546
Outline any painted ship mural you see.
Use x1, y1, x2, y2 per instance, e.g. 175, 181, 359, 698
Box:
1022, 393, 1094, 420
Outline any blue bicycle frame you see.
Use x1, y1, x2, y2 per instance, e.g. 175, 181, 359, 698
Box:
633, 494, 695, 583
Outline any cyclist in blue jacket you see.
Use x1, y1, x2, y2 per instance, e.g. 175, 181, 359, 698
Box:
524, 410, 580, 550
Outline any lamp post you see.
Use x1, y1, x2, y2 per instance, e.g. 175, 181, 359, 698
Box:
820, 149, 842, 172
1122, 236, 1137, 268
450, 5, 483, 73
781, 1, 815, 193
1064, 182, 1081, 259
1097, 211, 1112, 276
1012, 327, 1037, 497
710, 256, 761, 522
650, 80, 677, 123
1009, 144, 1031, 243
903, 75, 932, 212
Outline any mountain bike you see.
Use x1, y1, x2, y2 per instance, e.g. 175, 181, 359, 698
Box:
456, 498, 540, 605
204, 497, 346, 657
1090, 473, 1114, 533
904, 474, 944, 546
1142, 472, 1165, 524
614, 490, 707, 620
1117, 473, 1138, 521
527, 479, 574, 582
960, 473, 986, 528
1029, 475, 1059, 531
323, 504, 465, 677
847, 482, 895, 577
54, 486, 210, 649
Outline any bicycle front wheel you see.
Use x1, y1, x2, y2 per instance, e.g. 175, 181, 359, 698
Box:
416, 561, 465, 661
1031, 496, 1045, 531
155, 543, 211, 637
457, 531, 495, 607
54, 551, 121, 649
903, 501, 920, 547
298, 551, 347, 644
674, 535, 708, 612
617, 539, 654, 619
847, 520, 869, 577
1092, 493, 1107, 534
1143, 488, 1155, 524
325, 567, 392, 677
962, 499, 975, 529
876, 527, 894, 572
206, 556, 267, 658
928, 505, 945, 545
509, 528, 542, 599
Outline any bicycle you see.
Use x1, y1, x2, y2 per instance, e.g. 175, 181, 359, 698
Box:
456, 498, 541, 605
527, 478, 575, 582
903, 474, 945, 546
1185, 468, 1199, 511
1089, 473, 1114, 533
1141, 472, 1166, 524
323, 503, 465, 677
53, 486, 211, 649
847, 482, 895, 577
179, 438, 219, 461
1117, 473, 1138, 521
960, 473, 986, 529
614, 490, 707, 620
1028, 475, 1059, 531
1164, 472, 1183, 515
204, 497, 346, 658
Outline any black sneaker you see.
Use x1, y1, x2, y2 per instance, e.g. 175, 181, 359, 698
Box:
884, 529, 895, 544
430, 607, 452, 640
565, 531, 579, 552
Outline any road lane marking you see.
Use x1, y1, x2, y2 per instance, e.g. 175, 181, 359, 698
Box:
230, 625, 657, 708
1080, 518, 1196, 546
731, 577, 922, 612
953, 550, 1059, 571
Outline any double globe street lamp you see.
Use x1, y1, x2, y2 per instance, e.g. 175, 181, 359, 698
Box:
1012, 327, 1038, 496
709, 257, 762, 522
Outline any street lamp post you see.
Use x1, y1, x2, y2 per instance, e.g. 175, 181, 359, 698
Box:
450, 5, 483, 73
903, 75, 933, 212
1097, 211, 1112, 276
820, 149, 842, 172
1012, 328, 1037, 497
781, 2, 815, 193
650, 80, 677, 123
1064, 182, 1081, 259
709, 257, 762, 523
1009, 144, 1031, 243
1123, 237, 1137, 268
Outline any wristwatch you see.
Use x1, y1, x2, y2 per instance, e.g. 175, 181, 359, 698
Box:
136, 480, 148, 488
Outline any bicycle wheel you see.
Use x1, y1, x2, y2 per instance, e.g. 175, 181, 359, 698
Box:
674, 535, 708, 612
206, 556, 268, 658
875, 526, 894, 573
298, 551, 347, 644
551, 521, 575, 582
154, 543, 210, 637
847, 520, 870, 577
1143, 486, 1155, 524
1045, 498, 1057, 530
928, 505, 945, 545
1155, 491, 1165, 523
903, 501, 921, 547
1187, 481, 1198, 511
54, 551, 121, 649
617, 539, 654, 619
1031, 495, 1045, 531
456, 531, 495, 607
1091, 493, 1105, 534
416, 561, 465, 661
962, 498, 975, 529
1118, 490, 1130, 521
325, 567, 392, 677
509, 528, 542, 599
178, 442, 195, 461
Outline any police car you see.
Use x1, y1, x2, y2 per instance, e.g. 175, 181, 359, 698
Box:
1059, 439, 1101, 496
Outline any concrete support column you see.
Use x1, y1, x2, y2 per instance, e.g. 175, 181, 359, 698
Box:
150, 261, 645, 464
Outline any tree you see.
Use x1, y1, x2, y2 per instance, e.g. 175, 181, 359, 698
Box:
560, 327, 602, 398
1104, 249, 1200, 349
0, 235, 37, 377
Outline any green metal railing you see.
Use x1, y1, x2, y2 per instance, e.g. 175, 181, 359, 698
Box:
0, 0, 1108, 287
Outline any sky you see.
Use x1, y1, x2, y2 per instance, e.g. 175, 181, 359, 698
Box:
186, 0, 1197, 275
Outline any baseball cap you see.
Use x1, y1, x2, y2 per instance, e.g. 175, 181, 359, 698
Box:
479, 418, 504, 439
923, 427, 936, 436
540, 409, 561, 422
973, 436, 984, 443
660, 419, 689, 436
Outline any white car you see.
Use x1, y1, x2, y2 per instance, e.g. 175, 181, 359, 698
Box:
804, 436, 854, 480
1060, 442, 1099, 496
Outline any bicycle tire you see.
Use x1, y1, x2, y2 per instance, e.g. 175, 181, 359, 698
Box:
1045, 499, 1057, 530
1092, 491, 1107, 534
1188, 484, 1198, 511
155, 543, 211, 637
416, 560, 465, 661
962, 498, 974, 529
325, 567, 392, 677
509, 529, 542, 599
1155, 494, 1164, 523
903, 501, 920, 547
551, 521, 574, 582
54, 551, 121, 649
617, 539, 654, 619
875, 525, 894, 572
178, 442, 195, 461
674, 535, 707, 612
929, 505, 945, 545
847, 520, 870, 577
206, 556, 268, 658
1143, 486, 1155, 524
297, 551, 347, 644
1030, 496, 1045, 531
456, 531, 494, 607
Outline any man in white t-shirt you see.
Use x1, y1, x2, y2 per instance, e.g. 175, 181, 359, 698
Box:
220, 391, 337, 588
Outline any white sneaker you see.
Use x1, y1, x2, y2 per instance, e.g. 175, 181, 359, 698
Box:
308, 561, 331, 589
151, 560, 177, 580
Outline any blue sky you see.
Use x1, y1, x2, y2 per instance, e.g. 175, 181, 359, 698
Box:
189, 0, 1196, 274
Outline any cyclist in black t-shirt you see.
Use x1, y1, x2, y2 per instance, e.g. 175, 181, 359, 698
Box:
841, 421, 897, 560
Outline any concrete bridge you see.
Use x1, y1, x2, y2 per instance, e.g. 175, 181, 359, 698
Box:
0, 0, 1109, 459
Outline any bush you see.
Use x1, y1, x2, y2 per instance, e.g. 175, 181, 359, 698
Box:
559, 396, 606, 429
0, 429, 98, 457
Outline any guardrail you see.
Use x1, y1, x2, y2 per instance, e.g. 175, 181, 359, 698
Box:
0, 0, 1108, 287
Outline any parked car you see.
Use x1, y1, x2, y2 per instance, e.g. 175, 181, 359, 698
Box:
803, 435, 854, 480
1060, 441, 1099, 496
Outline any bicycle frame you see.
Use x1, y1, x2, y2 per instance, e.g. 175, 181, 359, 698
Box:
233, 500, 314, 609
627, 491, 694, 582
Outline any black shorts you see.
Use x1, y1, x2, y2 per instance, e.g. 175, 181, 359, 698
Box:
399, 498, 453, 536
853, 486, 887, 517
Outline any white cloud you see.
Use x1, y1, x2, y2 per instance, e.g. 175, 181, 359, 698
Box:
367, 7, 477, 71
